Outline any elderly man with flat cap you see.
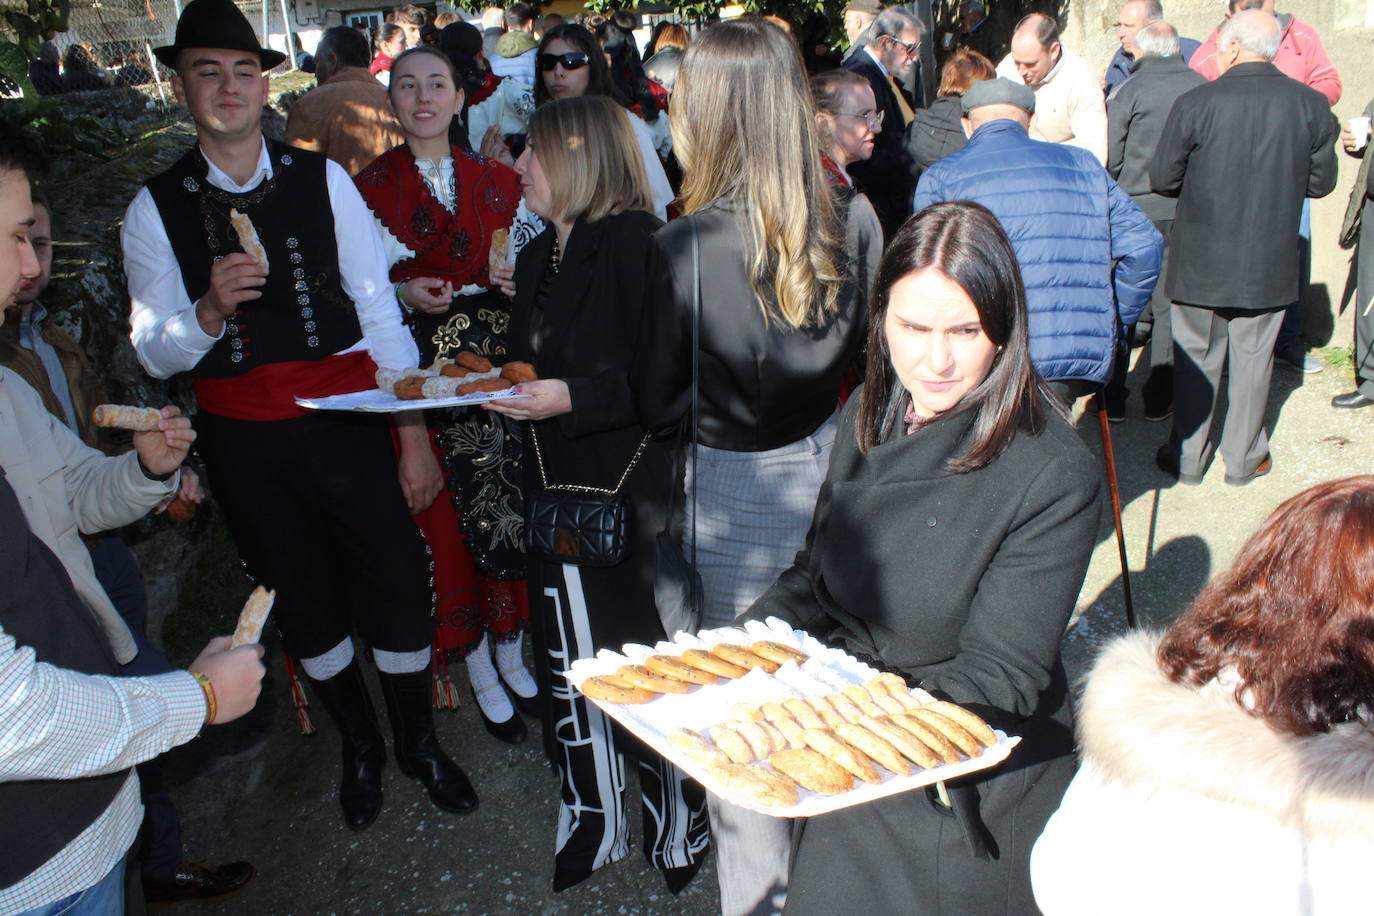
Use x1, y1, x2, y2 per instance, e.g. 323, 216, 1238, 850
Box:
916, 77, 1161, 401
122, 0, 479, 831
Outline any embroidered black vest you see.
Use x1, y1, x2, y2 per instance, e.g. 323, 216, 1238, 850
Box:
144, 141, 361, 378
0, 469, 127, 889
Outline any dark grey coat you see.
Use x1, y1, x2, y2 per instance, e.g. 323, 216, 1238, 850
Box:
744, 394, 1103, 915
1106, 54, 1206, 221
905, 96, 968, 176
1148, 61, 1338, 310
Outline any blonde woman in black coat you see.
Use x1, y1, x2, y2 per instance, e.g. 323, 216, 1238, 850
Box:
486, 95, 709, 895
744, 202, 1102, 915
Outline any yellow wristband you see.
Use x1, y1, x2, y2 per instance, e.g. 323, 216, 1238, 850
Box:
191, 670, 217, 726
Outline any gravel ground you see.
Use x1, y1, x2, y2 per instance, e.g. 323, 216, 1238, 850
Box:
163, 348, 1373, 915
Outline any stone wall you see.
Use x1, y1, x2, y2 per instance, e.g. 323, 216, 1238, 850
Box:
1061, 0, 1373, 351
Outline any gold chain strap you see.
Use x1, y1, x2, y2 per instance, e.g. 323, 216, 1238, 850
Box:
530, 427, 652, 496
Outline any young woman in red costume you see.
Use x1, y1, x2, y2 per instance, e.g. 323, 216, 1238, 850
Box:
354, 45, 537, 743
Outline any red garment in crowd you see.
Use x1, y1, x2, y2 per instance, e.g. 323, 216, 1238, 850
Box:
369, 52, 393, 76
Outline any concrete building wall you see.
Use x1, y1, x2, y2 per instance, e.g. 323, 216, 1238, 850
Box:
1061, 0, 1372, 350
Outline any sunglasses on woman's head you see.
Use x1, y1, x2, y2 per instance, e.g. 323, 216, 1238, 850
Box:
538, 52, 589, 71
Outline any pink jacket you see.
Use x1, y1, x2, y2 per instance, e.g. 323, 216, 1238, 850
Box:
1189, 15, 1341, 105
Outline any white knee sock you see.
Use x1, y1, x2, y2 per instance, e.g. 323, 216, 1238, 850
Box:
495, 631, 537, 700
373, 646, 431, 674
299, 638, 354, 681
466, 634, 515, 721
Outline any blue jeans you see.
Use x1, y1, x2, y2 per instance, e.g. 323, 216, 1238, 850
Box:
15, 856, 125, 916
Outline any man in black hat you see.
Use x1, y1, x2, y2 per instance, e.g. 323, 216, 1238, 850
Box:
123, 0, 480, 831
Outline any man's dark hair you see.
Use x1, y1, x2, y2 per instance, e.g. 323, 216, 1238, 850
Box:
389, 3, 429, 26
0, 127, 50, 186
505, 2, 535, 29
317, 25, 370, 69
1014, 12, 1061, 46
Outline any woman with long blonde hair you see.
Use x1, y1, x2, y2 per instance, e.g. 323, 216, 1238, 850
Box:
634, 17, 879, 916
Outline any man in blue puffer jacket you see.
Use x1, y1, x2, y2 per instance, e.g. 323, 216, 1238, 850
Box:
914, 78, 1162, 397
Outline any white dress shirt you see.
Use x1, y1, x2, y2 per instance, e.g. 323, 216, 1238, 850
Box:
123, 138, 419, 380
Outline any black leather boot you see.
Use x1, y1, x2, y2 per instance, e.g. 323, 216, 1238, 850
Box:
309, 661, 385, 831
379, 667, 479, 813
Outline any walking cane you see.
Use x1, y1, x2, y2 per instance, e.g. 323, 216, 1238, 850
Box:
1095, 392, 1137, 629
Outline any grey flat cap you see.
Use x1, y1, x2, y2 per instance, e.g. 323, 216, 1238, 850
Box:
960, 77, 1036, 115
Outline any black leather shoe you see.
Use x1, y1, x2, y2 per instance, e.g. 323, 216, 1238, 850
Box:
144, 860, 255, 906
380, 668, 479, 813
309, 662, 385, 830
1332, 390, 1374, 409
1155, 445, 1203, 486
662, 855, 706, 894
472, 683, 527, 744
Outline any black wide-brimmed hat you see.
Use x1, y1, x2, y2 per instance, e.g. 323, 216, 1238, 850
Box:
154, 0, 286, 71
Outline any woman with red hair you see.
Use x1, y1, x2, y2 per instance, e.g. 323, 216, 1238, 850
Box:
1032, 475, 1374, 915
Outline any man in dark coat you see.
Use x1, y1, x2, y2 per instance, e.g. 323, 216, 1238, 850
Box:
1104, 0, 1200, 96
954, 0, 1006, 64
844, 5, 924, 236
1105, 21, 1206, 421
1148, 9, 1337, 486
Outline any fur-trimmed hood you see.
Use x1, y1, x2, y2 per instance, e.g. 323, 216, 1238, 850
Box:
1079, 631, 1374, 842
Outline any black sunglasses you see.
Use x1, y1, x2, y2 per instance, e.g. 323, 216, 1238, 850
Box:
538, 52, 589, 72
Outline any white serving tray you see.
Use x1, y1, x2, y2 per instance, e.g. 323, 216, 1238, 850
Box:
295, 386, 529, 413
567, 617, 1020, 818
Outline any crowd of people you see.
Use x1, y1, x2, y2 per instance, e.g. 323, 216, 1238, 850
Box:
2, 0, 1372, 913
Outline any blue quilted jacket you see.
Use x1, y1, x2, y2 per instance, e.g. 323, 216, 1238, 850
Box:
913, 119, 1161, 385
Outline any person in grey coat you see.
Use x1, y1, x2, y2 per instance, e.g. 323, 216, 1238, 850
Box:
1148, 10, 1337, 486
1105, 21, 1206, 421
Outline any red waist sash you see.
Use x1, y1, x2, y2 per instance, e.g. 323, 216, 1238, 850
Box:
194, 350, 378, 421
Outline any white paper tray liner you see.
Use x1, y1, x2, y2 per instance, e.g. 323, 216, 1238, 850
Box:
295, 386, 530, 413
566, 617, 1020, 818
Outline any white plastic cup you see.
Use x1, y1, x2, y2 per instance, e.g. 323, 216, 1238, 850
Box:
1351, 116, 1372, 151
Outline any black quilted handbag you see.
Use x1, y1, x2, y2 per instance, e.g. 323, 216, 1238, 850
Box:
526, 430, 650, 567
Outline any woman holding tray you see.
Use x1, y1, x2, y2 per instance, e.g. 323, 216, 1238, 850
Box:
354, 45, 538, 744
1032, 476, 1374, 915
633, 19, 878, 915
742, 202, 1102, 914
484, 95, 711, 896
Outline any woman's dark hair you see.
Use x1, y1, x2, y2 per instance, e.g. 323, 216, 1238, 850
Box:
533, 23, 627, 108
388, 46, 468, 147
1157, 475, 1374, 737
376, 22, 405, 53
856, 201, 1057, 470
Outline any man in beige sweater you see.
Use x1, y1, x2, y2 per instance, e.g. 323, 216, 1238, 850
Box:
997, 12, 1108, 164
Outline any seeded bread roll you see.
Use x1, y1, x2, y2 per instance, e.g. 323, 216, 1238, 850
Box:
749, 640, 809, 665
644, 654, 717, 685
616, 664, 692, 695
680, 648, 747, 679
579, 675, 655, 705
710, 643, 780, 673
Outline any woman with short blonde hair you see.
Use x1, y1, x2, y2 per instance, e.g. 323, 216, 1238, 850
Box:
635, 17, 879, 916
485, 94, 712, 894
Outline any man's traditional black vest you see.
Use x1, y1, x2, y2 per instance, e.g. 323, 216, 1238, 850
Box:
144, 140, 361, 378
0, 468, 128, 890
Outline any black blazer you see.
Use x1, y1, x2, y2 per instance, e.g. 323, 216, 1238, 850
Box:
1149, 61, 1338, 311
843, 52, 917, 237
633, 197, 876, 453
745, 395, 1103, 914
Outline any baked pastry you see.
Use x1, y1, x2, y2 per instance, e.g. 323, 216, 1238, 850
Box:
771, 715, 807, 749
926, 701, 998, 747
860, 715, 939, 769
578, 675, 655, 705
801, 728, 881, 784
842, 685, 885, 718
749, 640, 809, 665
645, 654, 717, 686
755, 720, 788, 755
91, 404, 162, 431
230, 585, 275, 648
708, 762, 800, 807
456, 376, 511, 395
394, 376, 427, 400
768, 749, 853, 795
710, 724, 759, 763
824, 692, 865, 723
499, 361, 538, 384
667, 728, 730, 768
616, 664, 692, 695
782, 698, 825, 730
680, 648, 747, 679
909, 708, 981, 758
731, 703, 765, 722
229, 208, 268, 270
833, 722, 911, 777
454, 351, 493, 373
888, 713, 962, 765
759, 701, 793, 722
710, 643, 780, 673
